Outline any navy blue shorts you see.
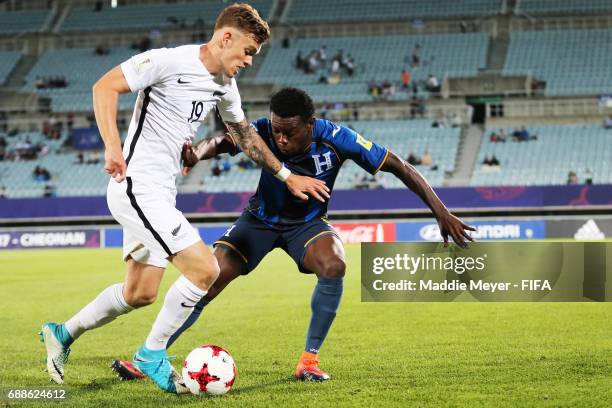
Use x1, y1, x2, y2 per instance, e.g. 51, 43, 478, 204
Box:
213, 211, 340, 274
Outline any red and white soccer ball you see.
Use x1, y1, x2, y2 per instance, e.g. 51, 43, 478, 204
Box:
182, 345, 236, 396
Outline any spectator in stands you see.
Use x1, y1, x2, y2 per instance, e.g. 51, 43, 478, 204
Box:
43, 183, 55, 198
368, 79, 380, 98
352, 104, 359, 121
584, 168, 593, 185
381, 80, 395, 98
0, 136, 8, 161
35, 76, 45, 89
354, 173, 383, 190
432, 115, 447, 128
87, 151, 101, 165
450, 113, 463, 128
15, 138, 35, 160
411, 81, 419, 99
421, 150, 433, 167
307, 51, 319, 74
295, 51, 305, 71
38, 142, 50, 157
406, 151, 420, 165
222, 158, 231, 172
410, 44, 420, 67
344, 55, 354, 76
512, 126, 537, 142
490, 154, 500, 166
211, 159, 222, 177
75, 152, 85, 164
491, 129, 507, 143
0, 185, 6, 199
67, 113, 75, 131
237, 157, 254, 170
567, 171, 578, 185
410, 99, 425, 119
401, 70, 410, 90
318, 46, 327, 67
95, 44, 110, 56
425, 74, 441, 93
33, 165, 51, 182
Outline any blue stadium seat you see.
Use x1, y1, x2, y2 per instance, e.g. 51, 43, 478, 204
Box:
471, 124, 612, 186
283, 0, 502, 23
0, 9, 48, 35
60, 0, 272, 32
504, 29, 612, 96
517, 0, 612, 15
0, 51, 22, 85
255, 33, 489, 103
24, 47, 138, 112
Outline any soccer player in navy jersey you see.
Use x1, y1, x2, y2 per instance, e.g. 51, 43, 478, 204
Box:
113, 87, 475, 382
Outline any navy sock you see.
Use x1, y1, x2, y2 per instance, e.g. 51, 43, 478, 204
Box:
167, 297, 210, 349
305, 277, 344, 354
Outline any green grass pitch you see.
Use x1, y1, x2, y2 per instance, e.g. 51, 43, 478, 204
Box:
1, 245, 610, 407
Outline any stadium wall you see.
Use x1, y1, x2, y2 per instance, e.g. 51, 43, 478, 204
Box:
0, 216, 610, 251
1, 185, 611, 222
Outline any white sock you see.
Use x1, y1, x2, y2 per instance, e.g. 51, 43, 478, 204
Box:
145, 275, 206, 351
64, 283, 134, 340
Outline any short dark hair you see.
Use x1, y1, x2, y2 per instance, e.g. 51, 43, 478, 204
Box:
270, 87, 315, 122
215, 3, 270, 45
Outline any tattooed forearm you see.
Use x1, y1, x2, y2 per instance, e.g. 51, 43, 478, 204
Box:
225, 119, 282, 173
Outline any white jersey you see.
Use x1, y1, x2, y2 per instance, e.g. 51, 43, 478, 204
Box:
120, 44, 244, 189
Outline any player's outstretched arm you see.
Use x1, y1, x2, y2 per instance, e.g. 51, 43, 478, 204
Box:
93, 65, 131, 182
381, 151, 476, 247
224, 118, 330, 202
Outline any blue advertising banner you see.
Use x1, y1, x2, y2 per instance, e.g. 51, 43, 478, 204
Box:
71, 127, 104, 150
103, 226, 231, 248
0, 229, 100, 250
396, 220, 546, 242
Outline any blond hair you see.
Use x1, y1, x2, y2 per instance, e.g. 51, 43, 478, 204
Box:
215, 3, 270, 45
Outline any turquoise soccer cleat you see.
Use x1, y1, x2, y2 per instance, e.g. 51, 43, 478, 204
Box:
39, 322, 72, 384
131, 346, 188, 394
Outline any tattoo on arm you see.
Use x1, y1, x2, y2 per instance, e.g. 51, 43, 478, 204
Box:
225, 120, 282, 173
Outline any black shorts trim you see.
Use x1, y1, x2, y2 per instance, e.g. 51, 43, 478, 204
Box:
125, 86, 151, 166
125, 177, 172, 257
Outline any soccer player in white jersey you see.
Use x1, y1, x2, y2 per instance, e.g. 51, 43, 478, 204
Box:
39, 3, 329, 394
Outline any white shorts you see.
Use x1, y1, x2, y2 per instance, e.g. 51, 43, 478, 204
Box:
107, 177, 201, 268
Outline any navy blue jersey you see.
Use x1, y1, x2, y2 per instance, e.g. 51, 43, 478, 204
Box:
230, 118, 388, 227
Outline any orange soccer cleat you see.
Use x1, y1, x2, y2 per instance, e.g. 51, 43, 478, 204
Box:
111, 359, 145, 381
294, 352, 330, 382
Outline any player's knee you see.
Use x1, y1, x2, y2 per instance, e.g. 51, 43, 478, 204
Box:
319, 258, 346, 279
189, 257, 220, 289
124, 289, 158, 308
